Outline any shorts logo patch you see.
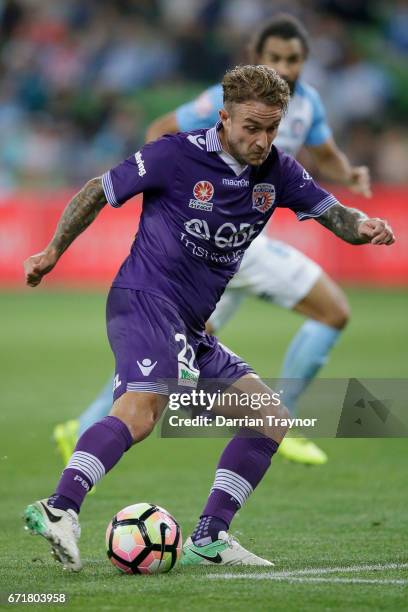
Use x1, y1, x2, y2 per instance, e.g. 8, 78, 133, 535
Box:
252, 183, 276, 213
175, 332, 200, 388
189, 181, 214, 212
137, 358, 158, 376
178, 364, 199, 387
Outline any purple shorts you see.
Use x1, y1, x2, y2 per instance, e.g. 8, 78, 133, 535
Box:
106, 288, 253, 402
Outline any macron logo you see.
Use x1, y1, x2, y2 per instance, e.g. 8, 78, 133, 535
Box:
187, 134, 206, 150
135, 151, 146, 177
222, 178, 249, 188
137, 358, 157, 376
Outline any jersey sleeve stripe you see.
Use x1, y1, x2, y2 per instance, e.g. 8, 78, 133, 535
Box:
102, 171, 120, 208
296, 194, 338, 220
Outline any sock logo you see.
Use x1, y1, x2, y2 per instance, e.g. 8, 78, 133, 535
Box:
74, 475, 90, 491
137, 358, 157, 376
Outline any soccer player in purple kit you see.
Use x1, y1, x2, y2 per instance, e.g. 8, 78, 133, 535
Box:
55, 14, 373, 467
23, 65, 394, 571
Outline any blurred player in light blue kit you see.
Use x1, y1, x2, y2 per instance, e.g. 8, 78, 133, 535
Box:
55, 14, 371, 467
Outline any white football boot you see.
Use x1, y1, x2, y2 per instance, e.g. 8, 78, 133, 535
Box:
181, 531, 274, 566
23, 499, 82, 571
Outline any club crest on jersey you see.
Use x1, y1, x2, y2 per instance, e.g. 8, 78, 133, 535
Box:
189, 180, 214, 212
252, 183, 276, 213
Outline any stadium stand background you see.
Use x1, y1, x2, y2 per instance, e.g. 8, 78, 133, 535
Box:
0, 0, 406, 285
0, 0, 406, 188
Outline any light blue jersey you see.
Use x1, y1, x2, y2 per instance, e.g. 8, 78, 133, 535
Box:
175, 80, 332, 157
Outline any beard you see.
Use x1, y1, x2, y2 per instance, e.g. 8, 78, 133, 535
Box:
228, 141, 268, 166
223, 138, 248, 165
283, 77, 296, 95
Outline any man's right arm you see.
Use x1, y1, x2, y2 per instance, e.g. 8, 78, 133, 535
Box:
24, 136, 179, 287
24, 177, 107, 287
145, 111, 180, 142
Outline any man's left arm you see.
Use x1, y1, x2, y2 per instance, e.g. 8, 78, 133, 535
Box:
307, 138, 372, 198
316, 202, 395, 245
277, 154, 394, 246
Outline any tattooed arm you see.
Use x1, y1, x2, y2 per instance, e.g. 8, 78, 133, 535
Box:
49, 177, 106, 256
317, 203, 395, 246
24, 177, 107, 287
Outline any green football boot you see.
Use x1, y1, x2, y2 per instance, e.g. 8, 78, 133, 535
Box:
279, 437, 328, 465
181, 531, 273, 566
53, 419, 79, 466
23, 499, 82, 571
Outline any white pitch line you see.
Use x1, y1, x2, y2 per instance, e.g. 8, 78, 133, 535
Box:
275, 562, 408, 576
207, 562, 408, 582
212, 576, 407, 586
292, 577, 407, 585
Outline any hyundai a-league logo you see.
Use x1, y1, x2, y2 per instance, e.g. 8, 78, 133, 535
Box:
193, 181, 214, 202
189, 180, 215, 212
252, 183, 276, 213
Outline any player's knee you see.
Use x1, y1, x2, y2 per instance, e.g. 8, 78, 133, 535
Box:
326, 297, 350, 330
111, 393, 162, 444
129, 408, 157, 443
314, 287, 350, 330
275, 404, 291, 441
259, 399, 291, 441
303, 275, 351, 330
276, 402, 291, 434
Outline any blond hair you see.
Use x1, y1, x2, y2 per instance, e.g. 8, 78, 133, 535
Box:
222, 65, 290, 113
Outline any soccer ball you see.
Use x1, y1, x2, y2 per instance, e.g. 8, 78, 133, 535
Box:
106, 502, 182, 574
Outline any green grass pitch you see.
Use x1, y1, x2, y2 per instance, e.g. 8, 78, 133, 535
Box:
0, 288, 407, 611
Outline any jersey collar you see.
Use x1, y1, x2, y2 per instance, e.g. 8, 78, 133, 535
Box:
206, 121, 223, 152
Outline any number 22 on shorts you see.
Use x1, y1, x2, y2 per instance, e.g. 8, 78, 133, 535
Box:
175, 333, 199, 388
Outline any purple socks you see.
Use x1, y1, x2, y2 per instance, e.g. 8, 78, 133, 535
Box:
48, 418, 277, 543
48, 416, 132, 514
191, 429, 279, 545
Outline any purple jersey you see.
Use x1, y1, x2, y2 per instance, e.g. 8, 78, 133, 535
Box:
102, 123, 338, 331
